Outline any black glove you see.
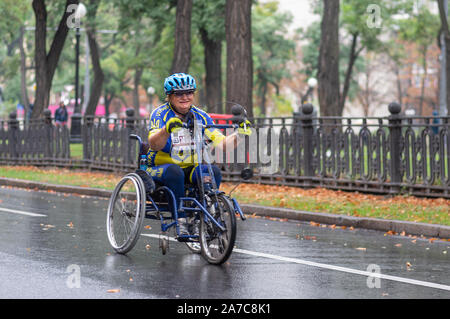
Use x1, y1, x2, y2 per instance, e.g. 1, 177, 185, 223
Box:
165, 117, 183, 134
238, 119, 252, 136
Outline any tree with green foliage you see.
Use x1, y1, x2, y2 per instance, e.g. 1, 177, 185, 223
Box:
437, 0, 450, 115
226, 0, 253, 116
397, 3, 440, 115
171, 0, 193, 74
193, 0, 226, 113
252, 1, 295, 116
309, 0, 410, 116
0, 0, 32, 118
31, 0, 79, 119
318, 0, 340, 116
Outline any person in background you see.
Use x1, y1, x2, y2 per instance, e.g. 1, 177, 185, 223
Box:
55, 101, 68, 127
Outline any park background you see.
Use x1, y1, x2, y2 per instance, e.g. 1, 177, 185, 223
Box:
1, 0, 449, 122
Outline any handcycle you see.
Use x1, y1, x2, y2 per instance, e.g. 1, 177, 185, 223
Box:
106, 110, 253, 265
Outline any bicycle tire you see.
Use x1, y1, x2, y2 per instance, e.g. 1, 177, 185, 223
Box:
199, 194, 236, 265
106, 173, 146, 254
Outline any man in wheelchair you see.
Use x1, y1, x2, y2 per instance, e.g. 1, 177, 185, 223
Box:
146, 73, 251, 236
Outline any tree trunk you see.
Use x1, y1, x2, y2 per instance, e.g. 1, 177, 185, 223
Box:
318, 0, 340, 117
438, 0, 450, 115
32, 0, 79, 119
19, 26, 30, 118
84, 29, 104, 117
133, 68, 143, 116
200, 28, 223, 113
340, 32, 363, 116
84, 0, 104, 117
418, 46, 428, 116
171, 0, 193, 74
260, 80, 268, 117
225, 0, 253, 117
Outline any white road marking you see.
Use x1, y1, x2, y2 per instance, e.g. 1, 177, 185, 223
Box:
0, 207, 47, 217
141, 233, 450, 292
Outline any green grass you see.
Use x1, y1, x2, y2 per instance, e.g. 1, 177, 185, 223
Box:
220, 183, 450, 227
70, 143, 83, 159
0, 166, 121, 190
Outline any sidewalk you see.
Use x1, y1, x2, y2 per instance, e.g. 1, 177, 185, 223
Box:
0, 176, 449, 240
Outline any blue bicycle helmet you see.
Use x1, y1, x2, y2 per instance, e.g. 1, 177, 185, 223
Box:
164, 73, 197, 95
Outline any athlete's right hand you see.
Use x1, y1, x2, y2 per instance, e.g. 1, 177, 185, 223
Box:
165, 117, 183, 134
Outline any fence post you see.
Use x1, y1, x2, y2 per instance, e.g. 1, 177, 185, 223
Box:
125, 108, 136, 167
300, 103, 314, 186
388, 102, 402, 193
8, 111, 18, 162
43, 109, 53, 161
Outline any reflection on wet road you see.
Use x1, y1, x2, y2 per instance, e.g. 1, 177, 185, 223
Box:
0, 186, 449, 299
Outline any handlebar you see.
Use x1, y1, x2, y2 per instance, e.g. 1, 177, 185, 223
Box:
182, 123, 240, 130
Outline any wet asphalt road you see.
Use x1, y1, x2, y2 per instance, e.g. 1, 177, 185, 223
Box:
0, 186, 449, 299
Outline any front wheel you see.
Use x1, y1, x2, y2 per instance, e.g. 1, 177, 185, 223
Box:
106, 173, 146, 254
199, 194, 236, 265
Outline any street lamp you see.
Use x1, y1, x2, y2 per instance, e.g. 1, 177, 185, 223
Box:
70, 3, 87, 142
301, 77, 317, 105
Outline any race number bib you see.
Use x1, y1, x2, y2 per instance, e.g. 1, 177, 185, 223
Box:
171, 128, 195, 164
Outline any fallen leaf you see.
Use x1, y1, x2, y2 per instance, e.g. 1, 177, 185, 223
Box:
355, 247, 366, 251
107, 289, 120, 293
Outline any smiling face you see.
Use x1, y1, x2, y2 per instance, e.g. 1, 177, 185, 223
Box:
168, 90, 195, 115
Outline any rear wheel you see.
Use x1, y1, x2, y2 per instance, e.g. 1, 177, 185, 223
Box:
106, 173, 146, 254
199, 194, 236, 265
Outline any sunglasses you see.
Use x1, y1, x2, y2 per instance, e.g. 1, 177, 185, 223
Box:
173, 90, 195, 97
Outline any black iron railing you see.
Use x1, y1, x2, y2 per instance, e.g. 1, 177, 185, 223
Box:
0, 104, 448, 198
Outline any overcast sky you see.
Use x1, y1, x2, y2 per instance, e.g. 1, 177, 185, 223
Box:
275, 0, 319, 30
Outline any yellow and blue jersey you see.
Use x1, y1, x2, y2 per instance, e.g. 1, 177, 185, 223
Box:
147, 103, 225, 169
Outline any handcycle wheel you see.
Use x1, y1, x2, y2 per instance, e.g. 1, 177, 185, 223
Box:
199, 194, 236, 265
106, 173, 146, 254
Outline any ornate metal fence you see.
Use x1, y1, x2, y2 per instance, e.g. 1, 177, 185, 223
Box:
82, 110, 148, 171
0, 111, 70, 167
229, 102, 449, 198
0, 104, 448, 198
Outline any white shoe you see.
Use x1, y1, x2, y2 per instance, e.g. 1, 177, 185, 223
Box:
178, 218, 189, 236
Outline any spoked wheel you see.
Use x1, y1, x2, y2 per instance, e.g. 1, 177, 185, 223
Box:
106, 173, 146, 254
199, 194, 236, 265
185, 217, 201, 254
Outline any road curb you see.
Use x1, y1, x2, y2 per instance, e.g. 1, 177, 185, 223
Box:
0, 177, 113, 199
1, 177, 449, 239
240, 204, 450, 239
